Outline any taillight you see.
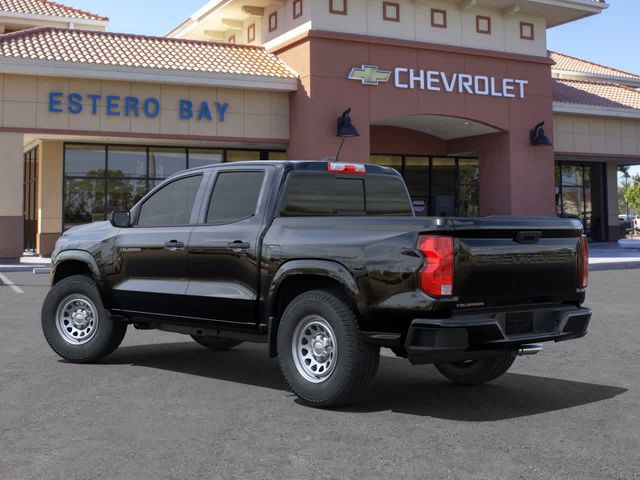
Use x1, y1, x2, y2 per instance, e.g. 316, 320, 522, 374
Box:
328, 162, 366, 174
577, 235, 589, 290
417, 235, 454, 297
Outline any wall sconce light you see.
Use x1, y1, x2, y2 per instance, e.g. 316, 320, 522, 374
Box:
530, 121, 552, 146
335, 108, 359, 160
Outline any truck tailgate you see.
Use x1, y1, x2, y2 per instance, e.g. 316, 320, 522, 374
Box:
450, 217, 584, 308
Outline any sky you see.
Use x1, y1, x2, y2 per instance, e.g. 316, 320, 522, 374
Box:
65, 0, 640, 180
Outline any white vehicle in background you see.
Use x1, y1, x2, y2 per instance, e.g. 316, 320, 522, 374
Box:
634, 216, 640, 234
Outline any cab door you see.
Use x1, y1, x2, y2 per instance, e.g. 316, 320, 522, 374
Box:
185, 167, 271, 324
109, 173, 208, 316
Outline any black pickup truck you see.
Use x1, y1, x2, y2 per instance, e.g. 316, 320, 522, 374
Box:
42, 160, 591, 407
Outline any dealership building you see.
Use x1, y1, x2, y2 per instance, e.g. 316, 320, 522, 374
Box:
1, 0, 639, 258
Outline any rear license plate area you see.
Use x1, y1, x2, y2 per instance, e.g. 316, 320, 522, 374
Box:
505, 312, 533, 334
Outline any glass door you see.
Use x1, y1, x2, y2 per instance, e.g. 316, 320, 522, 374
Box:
23, 147, 38, 252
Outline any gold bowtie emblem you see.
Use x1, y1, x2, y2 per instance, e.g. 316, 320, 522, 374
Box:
348, 65, 391, 86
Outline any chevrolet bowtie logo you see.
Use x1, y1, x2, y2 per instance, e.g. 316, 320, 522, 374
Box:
348, 65, 391, 86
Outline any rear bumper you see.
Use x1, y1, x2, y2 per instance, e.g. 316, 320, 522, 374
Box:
386, 305, 590, 364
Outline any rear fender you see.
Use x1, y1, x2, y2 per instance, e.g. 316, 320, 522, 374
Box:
265, 259, 362, 357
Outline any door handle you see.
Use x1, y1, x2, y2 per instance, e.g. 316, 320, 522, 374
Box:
164, 240, 184, 250
227, 241, 250, 251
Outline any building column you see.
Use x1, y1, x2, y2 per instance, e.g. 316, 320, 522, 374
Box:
37, 141, 64, 256
0, 132, 25, 259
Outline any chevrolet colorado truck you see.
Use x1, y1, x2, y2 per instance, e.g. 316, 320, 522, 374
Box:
42, 160, 591, 407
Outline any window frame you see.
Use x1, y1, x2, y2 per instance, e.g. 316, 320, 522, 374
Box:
430, 9, 447, 29
476, 15, 491, 35
268, 11, 278, 32
293, 0, 303, 19
133, 172, 206, 228
247, 23, 256, 43
329, 0, 347, 15
383, 1, 400, 22
520, 21, 534, 40
203, 168, 268, 226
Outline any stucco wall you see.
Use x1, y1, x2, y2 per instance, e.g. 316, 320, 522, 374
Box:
37, 140, 63, 255
307, 0, 547, 57
553, 113, 640, 157
0, 74, 290, 141
0, 131, 24, 258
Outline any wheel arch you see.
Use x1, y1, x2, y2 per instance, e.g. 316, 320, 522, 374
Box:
53, 250, 102, 286
266, 260, 362, 357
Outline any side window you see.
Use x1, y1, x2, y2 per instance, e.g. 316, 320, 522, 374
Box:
137, 174, 202, 227
206, 171, 265, 224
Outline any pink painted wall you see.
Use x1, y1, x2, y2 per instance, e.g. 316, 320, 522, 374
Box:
275, 32, 556, 215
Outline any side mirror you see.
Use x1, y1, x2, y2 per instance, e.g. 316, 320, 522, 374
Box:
110, 210, 131, 228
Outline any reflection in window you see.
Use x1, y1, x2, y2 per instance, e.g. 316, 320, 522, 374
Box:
189, 149, 223, 168
137, 175, 202, 227
555, 162, 595, 236
369, 155, 479, 217
226, 150, 261, 162
149, 147, 187, 178
108, 146, 147, 178
64, 178, 105, 230
65, 145, 105, 177
62, 143, 284, 230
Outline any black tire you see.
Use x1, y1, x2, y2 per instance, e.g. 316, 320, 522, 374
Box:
190, 335, 242, 351
41, 275, 127, 363
435, 353, 516, 385
277, 289, 379, 408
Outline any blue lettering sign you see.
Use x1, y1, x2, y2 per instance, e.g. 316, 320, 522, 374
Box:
215, 102, 229, 122
124, 96, 139, 117
68, 93, 83, 114
144, 98, 160, 118
179, 100, 193, 119
88, 94, 101, 115
106, 96, 121, 116
47, 92, 230, 123
198, 101, 212, 121
48, 92, 63, 113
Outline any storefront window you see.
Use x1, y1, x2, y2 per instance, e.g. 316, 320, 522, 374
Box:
555, 162, 601, 238
370, 155, 479, 216
65, 145, 105, 177
108, 146, 147, 177
189, 149, 224, 168
63, 143, 284, 230
226, 150, 261, 162
149, 147, 187, 178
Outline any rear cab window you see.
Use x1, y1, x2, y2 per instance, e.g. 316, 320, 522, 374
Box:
280, 165, 413, 216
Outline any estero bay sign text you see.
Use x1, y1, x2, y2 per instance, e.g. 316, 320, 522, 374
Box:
48, 92, 230, 121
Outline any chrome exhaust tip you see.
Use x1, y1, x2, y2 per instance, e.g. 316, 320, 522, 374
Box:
518, 343, 544, 356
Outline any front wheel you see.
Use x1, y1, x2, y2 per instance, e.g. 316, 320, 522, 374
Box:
277, 289, 379, 408
435, 353, 516, 385
41, 275, 127, 363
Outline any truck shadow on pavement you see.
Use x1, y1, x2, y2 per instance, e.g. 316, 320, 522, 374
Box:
100, 341, 627, 422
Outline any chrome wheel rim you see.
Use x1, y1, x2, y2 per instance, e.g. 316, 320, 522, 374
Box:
292, 315, 338, 384
55, 294, 99, 345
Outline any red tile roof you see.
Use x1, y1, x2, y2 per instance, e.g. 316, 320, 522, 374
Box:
0, 0, 107, 21
550, 51, 640, 81
0, 27, 298, 79
553, 78, 640, 110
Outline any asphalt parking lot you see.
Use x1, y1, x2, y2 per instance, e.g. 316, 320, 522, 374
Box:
1, 269, 639, 480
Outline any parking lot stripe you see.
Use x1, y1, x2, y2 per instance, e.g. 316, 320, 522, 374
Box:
0, 273, 24, 294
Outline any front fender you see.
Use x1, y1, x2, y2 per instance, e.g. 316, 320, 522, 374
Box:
53, 250, 103, 286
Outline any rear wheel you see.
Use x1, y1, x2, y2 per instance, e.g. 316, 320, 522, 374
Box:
41, 275, 127, 363
277, 289, 379, 408
190, 335, 242, 351
435, 353, 516, 385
